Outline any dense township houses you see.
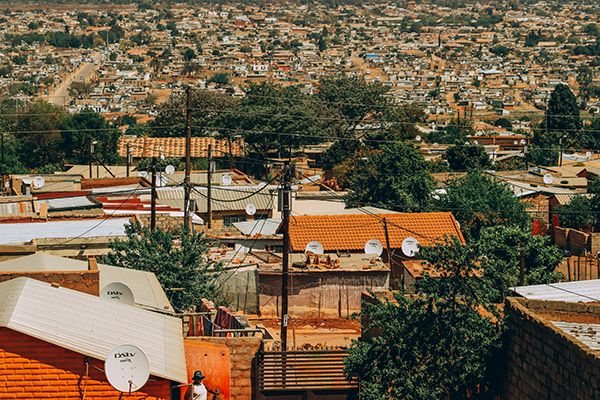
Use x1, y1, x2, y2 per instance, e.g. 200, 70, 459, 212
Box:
1, 1, 598, 123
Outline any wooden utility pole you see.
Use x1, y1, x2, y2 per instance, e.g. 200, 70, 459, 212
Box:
126, 143, 131, 177
518, 246, 525, 286
280, 161, 293, 352
150, 157, 157, 231
207, 144, 213, 229
89, 140, 94, 179
183, 86, 193, 232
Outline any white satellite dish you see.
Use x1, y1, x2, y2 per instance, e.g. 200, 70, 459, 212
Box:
543, 173, 554, 184
105, 344, 150, 393
100, 282, 135, 305
473, 140, 478, 145
165, 165, 175, 175
33, 176, 45, 189
586, 151, 593, 159
139, 171, 149, 179
305, 241, 324, 255
414, 135, 422, 142
245, 203, 257, 216
21, 176, 32, 185
221, 174, 233, 186
364, 239, 383, 256
520, 139, 527, 145
401, 237, 420, 257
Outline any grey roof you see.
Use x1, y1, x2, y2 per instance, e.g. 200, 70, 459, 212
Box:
157, 186, 274, 213
512, 280, 600, 302
38, 196, 100, 211
0, 253, 88, 272
0, 254, 173, 312
551, 321, 600, 350
98, 264, 174, 312
0, 277, 186, 383
0, 218, 130, 245
233, 218, 282, 236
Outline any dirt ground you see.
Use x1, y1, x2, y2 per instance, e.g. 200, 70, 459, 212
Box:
253, 316, 361, 350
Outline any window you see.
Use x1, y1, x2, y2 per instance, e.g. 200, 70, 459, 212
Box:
223, 215, 247, 227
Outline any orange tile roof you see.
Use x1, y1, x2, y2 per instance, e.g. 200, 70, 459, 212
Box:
118, 137, 245, 158
288, 212, 464, 252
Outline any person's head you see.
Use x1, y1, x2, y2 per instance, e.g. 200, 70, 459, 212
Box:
192, 371, 204, 384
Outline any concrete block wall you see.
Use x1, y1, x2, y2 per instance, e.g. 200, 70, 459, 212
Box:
502, 298, 600, 400
0, 328, 171, 399
191, 337, 262, 400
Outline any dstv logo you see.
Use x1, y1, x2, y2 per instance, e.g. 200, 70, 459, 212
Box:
114, 352, 136, 359
107, 291, 124, 296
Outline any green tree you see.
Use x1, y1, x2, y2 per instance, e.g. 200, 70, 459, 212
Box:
209, 73, 230, 85
434, 171, 529, 240
445, 144, 491, 171
555, 195, 595, 230
346, 237, 502, 400
103, 222, 222, 311
151, 89, 238, 137
216, 82, 326, 156
183, 47, 196, 61
14, 101, 66, 169
345, 143, 434, 212
576, 65, 593, 109
476, 226, 563, 298
535, 84, 582, 149
60, 110, 121, 165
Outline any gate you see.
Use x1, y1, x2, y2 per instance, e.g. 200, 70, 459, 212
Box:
254, 350, 358, 400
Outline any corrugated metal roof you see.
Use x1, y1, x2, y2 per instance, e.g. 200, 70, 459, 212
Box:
552, 193, 593, 206
38, 196, 100, 211
157, 186, 274, 213
0, 277, 186, 383
233, 218, 281, 236
0, 218, 130, 245
98, 264, 174, 312
512, 280, 600, 302
551, 321, 600, 350
118, 136, 245, 158
0, 254, 174, 312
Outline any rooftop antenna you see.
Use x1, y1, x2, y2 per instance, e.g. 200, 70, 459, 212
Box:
105, 344, 150, 394
364, 239, 384, 257
543, 173, 554, 185
245, 203, 257, 216
401, 237, 420, 257
32, 176, 45, 190
100, 282, 135, 305
305, 241, 324, 255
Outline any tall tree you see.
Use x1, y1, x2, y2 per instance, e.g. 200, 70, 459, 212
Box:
151, 89, 238, 137
15, 101, 65, 169
60, 110, 121, 165
534, 84, 582, 149
217, 82, 327, 156
445, 144, 491, 171
434, 171, 529, 240
345, 143, 434, 212
103, 222, 222, 312
346, 237, 502, 400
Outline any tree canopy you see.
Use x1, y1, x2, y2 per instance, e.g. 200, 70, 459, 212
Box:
434, 171, 529, 240
345, 143, 434, 212
103, 222, 222, 312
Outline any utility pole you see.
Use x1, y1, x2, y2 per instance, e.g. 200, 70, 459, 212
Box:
126, 143, 131, 177
150, 157, 157, 232
183, 86, 193, 232
89, 140, 94, 179
559, 136, 563, 167
518, 246, 525, 286
207, 144, 213, 229
280, 161, 293, 352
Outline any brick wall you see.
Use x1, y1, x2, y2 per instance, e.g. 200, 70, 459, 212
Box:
0, 271, 99, 295
0, 328, 171, 399
502, 298, 600, 399
187, 337, 261, 400
569, 229, 590, 255
553, 226, 569, 250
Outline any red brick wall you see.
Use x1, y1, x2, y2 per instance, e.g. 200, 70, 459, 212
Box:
0, 328, 171, 399
0, 271, 99, 295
